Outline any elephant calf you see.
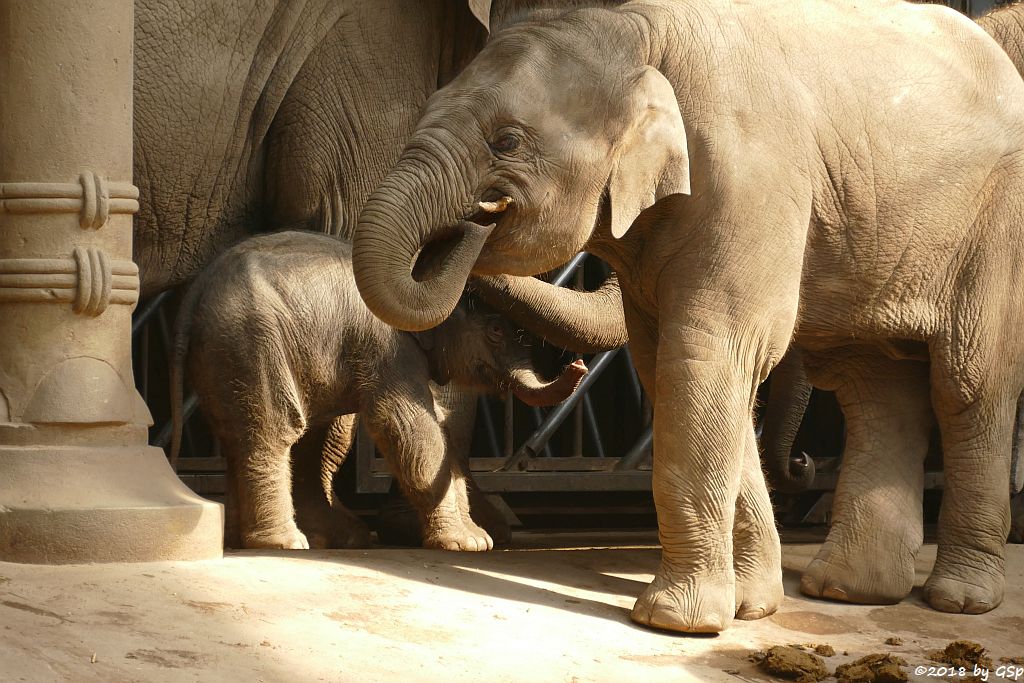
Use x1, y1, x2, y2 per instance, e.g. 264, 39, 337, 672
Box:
170, 231, 586, 551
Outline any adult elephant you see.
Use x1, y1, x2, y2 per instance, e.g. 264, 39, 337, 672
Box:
979, 1, 1024, 543
132, 0, 618, 544
351, 0, 1024, 633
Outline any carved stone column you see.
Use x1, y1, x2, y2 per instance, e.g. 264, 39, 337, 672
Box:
0, 0, 223, 562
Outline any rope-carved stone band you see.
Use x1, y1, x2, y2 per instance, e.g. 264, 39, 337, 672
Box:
0, 249, 139, 315
0, 172, 139, 229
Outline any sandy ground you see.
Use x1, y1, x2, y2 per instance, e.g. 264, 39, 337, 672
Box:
0, 533, 1021, 683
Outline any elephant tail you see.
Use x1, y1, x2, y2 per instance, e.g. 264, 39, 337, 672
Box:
169, 277, 205, 472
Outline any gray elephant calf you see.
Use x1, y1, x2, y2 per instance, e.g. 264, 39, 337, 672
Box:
170, 231, 586, 551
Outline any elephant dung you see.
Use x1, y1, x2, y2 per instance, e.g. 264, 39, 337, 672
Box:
927, 640, 992, 670
834, 654, 908, 683
756, 645, 829, 682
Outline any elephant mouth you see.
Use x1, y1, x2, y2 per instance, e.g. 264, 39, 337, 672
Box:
413, 194, 515, 281
412, 224, 472, 282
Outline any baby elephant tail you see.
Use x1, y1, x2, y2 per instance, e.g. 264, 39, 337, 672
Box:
168, 279, 205, 471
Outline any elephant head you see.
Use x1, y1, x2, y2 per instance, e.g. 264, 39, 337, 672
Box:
423, 299, 588, 407
351, 8, 689, 331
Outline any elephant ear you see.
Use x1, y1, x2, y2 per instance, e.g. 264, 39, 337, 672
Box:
467, 0, 492, 31
609, 66, 691, 239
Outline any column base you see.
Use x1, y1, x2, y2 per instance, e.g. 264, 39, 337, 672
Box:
0, 443, 223, 563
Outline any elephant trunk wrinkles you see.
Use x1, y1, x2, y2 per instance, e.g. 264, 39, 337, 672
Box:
472, 272, 629, 353
761, 348, 816, 493
507, 359, 588, 407
353, 141, 486, 331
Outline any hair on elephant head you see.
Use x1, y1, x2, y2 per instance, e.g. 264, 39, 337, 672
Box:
418, 294, 588, 407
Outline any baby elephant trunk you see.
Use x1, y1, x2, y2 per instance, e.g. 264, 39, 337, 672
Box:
507, 359, 588, 407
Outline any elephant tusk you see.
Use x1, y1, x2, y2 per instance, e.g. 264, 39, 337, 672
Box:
477, 196, 514, 213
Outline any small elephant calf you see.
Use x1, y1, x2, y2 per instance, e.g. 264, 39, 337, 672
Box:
170, 231, 586, 551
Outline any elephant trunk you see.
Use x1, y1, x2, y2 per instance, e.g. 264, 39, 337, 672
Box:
761, 348, 816, 493
353, 140, 487, 331
507, 359, 588, 407
472, 272, 628, 353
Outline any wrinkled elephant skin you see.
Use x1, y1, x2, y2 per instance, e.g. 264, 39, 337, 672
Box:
353, 0, 1024, 632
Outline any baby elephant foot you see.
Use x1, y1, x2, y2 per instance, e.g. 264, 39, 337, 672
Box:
924, 548, 1004, 614
800, 532, 915, 604
423, 519, 493, 552
243, 522, 310, 550
631, 567, 736, 634
305, 513, 372, 550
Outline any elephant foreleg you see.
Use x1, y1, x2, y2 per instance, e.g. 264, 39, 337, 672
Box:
361, 382, 491, 552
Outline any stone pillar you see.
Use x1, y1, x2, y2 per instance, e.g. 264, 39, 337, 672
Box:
0, 0, 223, 562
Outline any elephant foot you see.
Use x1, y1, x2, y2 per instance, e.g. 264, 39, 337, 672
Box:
733, 510, 784, 620
299, 505, 372, 550
924, 549, 1004, 614
376, 494, 426, 547
243, 522, 310, 550
423, 521, 493, 552
467, 489, 511, 545
800, 531, 915, 604
377, 488, 508, 548
630, 567, 735, 634
734, 547, 783, 620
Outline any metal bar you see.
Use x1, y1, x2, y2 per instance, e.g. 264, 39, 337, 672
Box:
549, 252, 588, 288
476, 396, 502, 459
613, 425, 653, 471
582, 394, 606, 459
529, 407, 555, 458
571, 265, 585, 458
476, 470, 652, 492
153, 392, 199, 448
503, 391, 515, 458
372, 456, 624, 473
355, 423, 389, 493
131, 288, 173, 337
621, 345, 645, 415
501, 348, 620, 471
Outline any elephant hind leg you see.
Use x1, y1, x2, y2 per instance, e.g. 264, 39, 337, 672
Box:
924, 352, 1015, 613
293, 415, 370, 549
800, 349, 932, 605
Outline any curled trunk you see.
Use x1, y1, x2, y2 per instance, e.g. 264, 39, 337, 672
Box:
472, 271, 628, 353
507, 359, 588, 407
761, 348, 816, 493
352, 141, 484, 331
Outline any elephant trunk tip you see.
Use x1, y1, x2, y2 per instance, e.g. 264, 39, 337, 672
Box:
511, 358, 588, 407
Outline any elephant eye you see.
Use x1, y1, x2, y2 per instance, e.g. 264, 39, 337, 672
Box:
489, 132, 520, 155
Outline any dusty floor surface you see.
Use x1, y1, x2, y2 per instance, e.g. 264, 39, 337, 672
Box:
0, 533, 1022, 683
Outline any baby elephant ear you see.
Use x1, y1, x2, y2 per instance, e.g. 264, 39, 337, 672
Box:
609, 66, 691, 239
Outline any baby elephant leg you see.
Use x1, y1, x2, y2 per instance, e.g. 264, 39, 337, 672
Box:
362, 388, 492, 552
292, 415, 370, 549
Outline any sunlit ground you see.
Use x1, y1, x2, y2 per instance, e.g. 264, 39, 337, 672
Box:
1, 533, 1021, 682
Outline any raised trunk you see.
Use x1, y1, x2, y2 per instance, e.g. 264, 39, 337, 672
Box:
761, 348, 816, 493
472, 272, 628, 353
352, 142, 486, 331
508, 359, 588, 407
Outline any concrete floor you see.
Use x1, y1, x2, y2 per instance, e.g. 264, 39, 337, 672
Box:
0, 533, 1022, 683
